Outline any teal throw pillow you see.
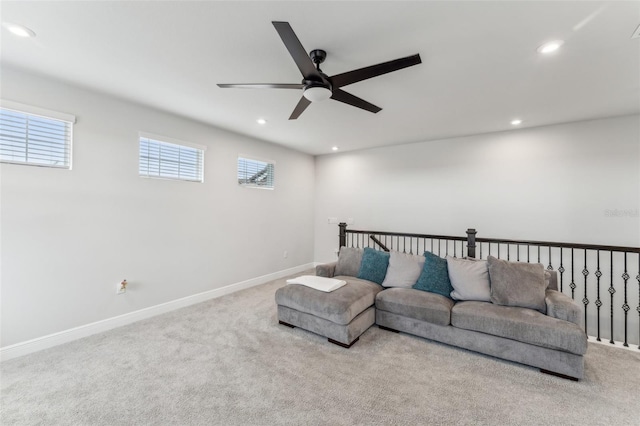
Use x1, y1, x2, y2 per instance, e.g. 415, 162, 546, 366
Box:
357, 247, 390, 285
413, 251, 454, 299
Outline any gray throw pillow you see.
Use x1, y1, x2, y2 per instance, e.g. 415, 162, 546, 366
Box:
446, 256, 491, 302
488, 256, 547, 313
334, 247, 363, 277
381, 251, 425, 288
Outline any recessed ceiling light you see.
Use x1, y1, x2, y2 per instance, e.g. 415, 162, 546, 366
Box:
3, 23, 36, 38
332, 146, 339, 151
537, 40, 563, 54
256, 118, 267, 125
510, 119, 523, 126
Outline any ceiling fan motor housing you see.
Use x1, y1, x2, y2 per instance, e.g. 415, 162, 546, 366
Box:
303, 80, 332, 102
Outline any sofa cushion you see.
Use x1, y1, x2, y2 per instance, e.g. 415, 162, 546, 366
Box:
334, 247, 363, 277
413, 251, 453, 298
447, 257, 491, 302
357, 248, 390, 285
275, 276, 382, 325
381, 251, 425, 288
451, 301, 587, 355
488, 256, 547, 313
376, 288, 454, 326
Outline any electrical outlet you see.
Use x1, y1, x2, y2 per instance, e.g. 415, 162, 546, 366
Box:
283, 250, 288, 258
116, 280, 127, 295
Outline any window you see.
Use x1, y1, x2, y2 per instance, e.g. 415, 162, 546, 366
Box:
238, 156, 275, 189
139, 132, 205, 182
0, 101, 75, 169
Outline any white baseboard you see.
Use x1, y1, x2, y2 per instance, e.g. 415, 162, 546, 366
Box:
0, 263, 314, 362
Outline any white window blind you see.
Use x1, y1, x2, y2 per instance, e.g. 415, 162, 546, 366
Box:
139, 134, 204, 182
0, 104, 73, 169
238, 156, 275, 189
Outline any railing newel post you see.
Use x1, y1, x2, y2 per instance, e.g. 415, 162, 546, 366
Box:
338, 222, 347, 248
466, 228, 477, 258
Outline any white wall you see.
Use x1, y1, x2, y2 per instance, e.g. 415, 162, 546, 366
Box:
1, 67, 315, 347
314, 115, 640, 262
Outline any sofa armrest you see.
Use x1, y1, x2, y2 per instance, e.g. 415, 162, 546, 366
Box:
316, 262, 337, 278
545, 289, 583, 327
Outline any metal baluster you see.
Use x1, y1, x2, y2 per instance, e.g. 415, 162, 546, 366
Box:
454, 241, 457, 258
547, 246, 553, 270
570, 249, 576, 299
517, 245, 520, 262
609, 251, 616, 345
479, 242, 482, 259
636, 255, 639, 350
582, 250, 590, 334
559, 249, 565, 292
527, 245, 530, 263
507, 244, 510, 261
621, 252, 630, 347
446, 240, 449, 257
595, 250, 602, 342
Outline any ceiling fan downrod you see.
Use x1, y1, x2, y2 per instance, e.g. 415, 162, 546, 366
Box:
309, 49, 327, 72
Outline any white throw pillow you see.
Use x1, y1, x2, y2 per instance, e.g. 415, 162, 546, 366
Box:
381, 251, 425, 288
446, 256, 491, 301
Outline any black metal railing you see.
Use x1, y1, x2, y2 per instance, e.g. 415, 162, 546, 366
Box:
338, 223, 640, 349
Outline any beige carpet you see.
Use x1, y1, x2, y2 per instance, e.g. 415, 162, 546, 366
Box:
2, 273, 639, 425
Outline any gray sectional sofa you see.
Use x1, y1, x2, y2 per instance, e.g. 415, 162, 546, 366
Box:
276, 247, 587, 380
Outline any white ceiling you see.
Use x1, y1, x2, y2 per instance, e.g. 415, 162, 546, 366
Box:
1, 1, 639, 155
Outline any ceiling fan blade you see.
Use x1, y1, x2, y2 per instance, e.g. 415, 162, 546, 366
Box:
217, 83, 304, 89
330, 89, 381, 114
330, 54, 422, 88
272, 21, 320, 79
289, 96, 311, 120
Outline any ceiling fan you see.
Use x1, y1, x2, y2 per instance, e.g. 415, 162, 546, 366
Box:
218, 21, 422, 120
